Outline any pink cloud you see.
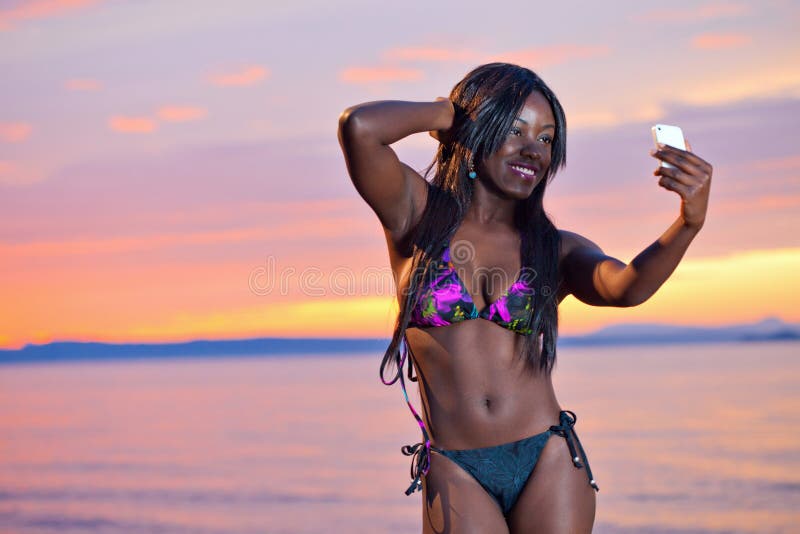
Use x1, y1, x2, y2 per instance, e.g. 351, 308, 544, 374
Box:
339, 67, 424, 84
208, 65, 269, 87
0, 160, 44, 185
748, 155, 800, 172
0, 218, 366, 258
156, 106, 208, 123
691, 32, 752, 50
382, 47, 476, 62
108, 116, 157, 133
755, 194, 800, 209
0, 0, 103, 31
490, 44, 611, 69
65, 78, 103, 91
379, 44, 608, 69
0, 122, 32, 142
632, 2, 750, 23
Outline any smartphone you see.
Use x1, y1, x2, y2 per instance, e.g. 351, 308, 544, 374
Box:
651, 124, 686, 169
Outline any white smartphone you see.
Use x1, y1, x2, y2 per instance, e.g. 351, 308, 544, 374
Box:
651, 124, 686, 169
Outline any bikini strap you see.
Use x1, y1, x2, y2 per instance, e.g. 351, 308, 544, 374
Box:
549, 410, 600, 492
397, 335, 431, 495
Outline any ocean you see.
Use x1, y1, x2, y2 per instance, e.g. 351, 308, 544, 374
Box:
1, 341, 798, 533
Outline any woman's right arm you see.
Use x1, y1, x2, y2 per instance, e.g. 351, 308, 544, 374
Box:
337, 100, 454, 247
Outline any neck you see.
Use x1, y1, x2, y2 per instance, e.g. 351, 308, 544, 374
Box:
465, 180, 517, 227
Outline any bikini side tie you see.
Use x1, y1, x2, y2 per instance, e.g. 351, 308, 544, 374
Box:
401, 442, 429, 495
549, 410, 600, 492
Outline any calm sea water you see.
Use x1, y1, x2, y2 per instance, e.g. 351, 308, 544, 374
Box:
1, 341, 798, 533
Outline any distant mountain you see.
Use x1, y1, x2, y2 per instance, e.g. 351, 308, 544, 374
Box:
1, 317, 797, 364
0, 337, 389, 364
558, 316, 800, 346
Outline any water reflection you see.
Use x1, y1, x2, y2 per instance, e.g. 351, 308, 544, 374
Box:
1, 342, 798, 533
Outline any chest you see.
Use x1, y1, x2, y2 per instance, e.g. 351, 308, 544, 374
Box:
439, 233, 523, 312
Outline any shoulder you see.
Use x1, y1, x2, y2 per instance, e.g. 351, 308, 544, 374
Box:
555, 229, 606, 302
558, 229, 596, 262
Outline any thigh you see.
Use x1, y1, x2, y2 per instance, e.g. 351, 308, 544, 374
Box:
506, 433, 596, 534
421, 450, 510, 534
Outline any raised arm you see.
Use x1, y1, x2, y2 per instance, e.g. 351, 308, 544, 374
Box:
337, 99, 454, 248
560, 140, 712, 307
560, 223, 701, 307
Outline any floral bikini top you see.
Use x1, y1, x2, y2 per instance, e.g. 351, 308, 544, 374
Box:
408, 238, 535, 335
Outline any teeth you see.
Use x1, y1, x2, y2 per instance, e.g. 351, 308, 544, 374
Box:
511, 165, 535, 176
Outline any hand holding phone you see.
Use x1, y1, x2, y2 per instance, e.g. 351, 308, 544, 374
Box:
649, 122, 713, 232
651, 124, 686, 169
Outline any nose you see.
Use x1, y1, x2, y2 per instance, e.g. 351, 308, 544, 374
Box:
520, 139, 543, 160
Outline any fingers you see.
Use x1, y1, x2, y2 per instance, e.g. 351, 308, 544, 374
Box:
650, 143, 712, 178
652, 141, 713, 201
656, 173, 691, 197
654, 163, 693, 184
654, 165, 695, 194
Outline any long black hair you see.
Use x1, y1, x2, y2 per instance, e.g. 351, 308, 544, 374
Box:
381, 62, 567, 385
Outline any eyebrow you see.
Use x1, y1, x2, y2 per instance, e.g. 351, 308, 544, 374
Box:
514, 117, 555, 129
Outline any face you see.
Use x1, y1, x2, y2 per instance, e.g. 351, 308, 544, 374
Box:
478, 91, 555, 197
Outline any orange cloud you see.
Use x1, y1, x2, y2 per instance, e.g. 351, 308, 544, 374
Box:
692, 32, 751, 50
712, 194, 800, 215
559, 246, 800, 335
490, 44, 611, 69
0, 0, 103, 31
108, 115, 157, 133
0, 121, 32, 142
113, 296, 398, 346
3, 245, 798, 349
156, 106, 208, 122
65, 78, 103, 91
339, 67, 424, 84
632, 2, 750, 23
208, 65, 269, 87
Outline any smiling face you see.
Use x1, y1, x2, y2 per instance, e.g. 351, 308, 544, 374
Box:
477, 91, 556, 198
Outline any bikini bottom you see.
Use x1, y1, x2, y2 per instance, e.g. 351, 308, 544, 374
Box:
402, 410, 599, 516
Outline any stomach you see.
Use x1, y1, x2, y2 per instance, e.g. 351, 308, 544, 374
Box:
405, 321, 563, 450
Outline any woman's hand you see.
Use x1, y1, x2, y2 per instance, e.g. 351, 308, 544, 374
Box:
429, 97, 456, 145
650, 140, 712, 231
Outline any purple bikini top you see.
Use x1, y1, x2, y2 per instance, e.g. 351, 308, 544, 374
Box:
408, 239, 535, 335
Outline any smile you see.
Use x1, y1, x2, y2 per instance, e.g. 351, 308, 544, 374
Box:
508, 164, 537, 179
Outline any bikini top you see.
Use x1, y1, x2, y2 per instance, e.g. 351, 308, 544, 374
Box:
407, 238, 535, 335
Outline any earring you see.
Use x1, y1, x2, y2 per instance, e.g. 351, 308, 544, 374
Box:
468, 157, 477, 179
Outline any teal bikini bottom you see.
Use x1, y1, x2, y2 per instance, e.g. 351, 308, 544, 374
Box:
402, 410, 599, 516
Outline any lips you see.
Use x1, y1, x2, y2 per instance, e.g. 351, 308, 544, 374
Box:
507, 161, 539, 180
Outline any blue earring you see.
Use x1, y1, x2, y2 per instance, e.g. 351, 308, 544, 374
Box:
468, 158, 477, 179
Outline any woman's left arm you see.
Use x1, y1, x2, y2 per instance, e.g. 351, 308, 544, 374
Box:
561, 140, 713, 307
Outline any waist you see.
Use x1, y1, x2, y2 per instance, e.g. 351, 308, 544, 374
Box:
421, 378, 561, 450
404, 324, 557, 447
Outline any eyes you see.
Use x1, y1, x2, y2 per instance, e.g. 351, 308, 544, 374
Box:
508, 126, 553, 144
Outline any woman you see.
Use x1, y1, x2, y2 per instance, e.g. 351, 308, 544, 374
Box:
337, 63, 712, 533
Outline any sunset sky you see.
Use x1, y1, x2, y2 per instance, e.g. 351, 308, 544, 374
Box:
1, 0, 799, 349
